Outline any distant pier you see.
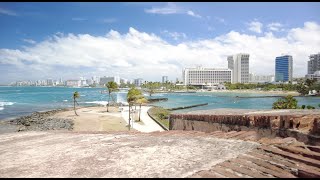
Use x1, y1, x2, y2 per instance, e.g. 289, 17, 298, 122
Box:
166, 103, 208, 111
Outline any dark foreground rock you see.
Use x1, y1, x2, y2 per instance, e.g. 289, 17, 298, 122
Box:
7, 109, 73, 132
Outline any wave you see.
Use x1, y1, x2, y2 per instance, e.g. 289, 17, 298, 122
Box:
63, 100, 68, 102
0, 101, 15, 111
85, 101, 108, 106
0, 102, 15, 106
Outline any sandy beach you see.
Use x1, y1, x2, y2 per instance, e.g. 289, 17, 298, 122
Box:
51, 106, 129, 132
1, 105, 165, 134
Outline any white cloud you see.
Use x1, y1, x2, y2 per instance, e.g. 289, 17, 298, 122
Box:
145, 2, 181, 14
1, 22, 319, 82
22, 39, 36, 44
0, 7, 18, 16
187, 10, 201, 18
145, 3, 201, 18
267, 22, 284, 32
248, 20, 263, 33
161, 30, 187, 40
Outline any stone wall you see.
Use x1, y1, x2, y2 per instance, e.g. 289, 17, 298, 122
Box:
169, 113, 320, 145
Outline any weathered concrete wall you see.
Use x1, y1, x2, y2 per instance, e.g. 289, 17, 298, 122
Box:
169, 112, 320, 145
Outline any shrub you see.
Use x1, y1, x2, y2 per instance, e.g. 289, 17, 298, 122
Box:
301, 105, 306, 109
306, 105, 315, 109
272, 95, 298, 109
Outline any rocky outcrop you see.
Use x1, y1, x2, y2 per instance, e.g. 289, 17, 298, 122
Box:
9, 109, 73, 132
147, 98, 168, 102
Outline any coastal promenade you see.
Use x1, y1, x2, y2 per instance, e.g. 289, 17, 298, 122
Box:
120, 106, 165, 132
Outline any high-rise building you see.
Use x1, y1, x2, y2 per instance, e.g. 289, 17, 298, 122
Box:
249, 73, 275, 83
275, 55, 293, 82
46, 78, 53, 86
307, 53, 320, 74
162, 76, 168, 83
66, 80, 81, 87
227, 53, 250, 83
134, 78, 143, 87
120, 78, 128, 84
183, 67, 232, 86
99, 76, 120, 86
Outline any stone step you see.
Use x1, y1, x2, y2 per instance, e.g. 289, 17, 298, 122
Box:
259, 145, 320, 168
276, 145, 320, 161
237, 154, 296, 177
249, 149, 298, 171
305, 145, 320, 153
219, 161, 271, 178
233, 131, 258, 140
228, 157, 289, 178
189, 170, 225, 178
210, 165, 244, 178
296, 163, 320, 178
225, 131, 249, 139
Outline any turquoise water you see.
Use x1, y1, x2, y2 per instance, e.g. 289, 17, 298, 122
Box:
0, 86, 319, 120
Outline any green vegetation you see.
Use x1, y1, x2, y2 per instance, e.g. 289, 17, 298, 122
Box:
272, 95, 320, 109
142, 82, 161, 96
225, 82, 297, 91
73, 91, 80, 116
296, 79, 319, 95
127, 87, 147, 127
105, 81, 119, 112
272, 95, 298, 109
225, 79, 320, 96
148, 106, 170, 129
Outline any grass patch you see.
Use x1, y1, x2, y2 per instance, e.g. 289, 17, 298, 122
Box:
148, 106, 170, 129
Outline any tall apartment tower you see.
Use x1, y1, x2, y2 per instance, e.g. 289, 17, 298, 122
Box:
162, 76, 168, 83
275, 55, 293, 82
227, 53, 250, 83
308, 53, 320, 74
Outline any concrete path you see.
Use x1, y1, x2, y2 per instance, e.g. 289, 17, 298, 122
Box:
120, 106, 165, 132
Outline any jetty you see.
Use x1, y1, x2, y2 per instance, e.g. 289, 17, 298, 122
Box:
147, 98, 168, 102
166, 103, 208, 111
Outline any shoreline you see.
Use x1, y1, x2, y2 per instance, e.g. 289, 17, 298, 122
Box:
205, 89, 300, 95
154, 89, 300, 96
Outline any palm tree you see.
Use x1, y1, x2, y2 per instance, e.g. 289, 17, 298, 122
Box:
127, 87, 143, 128
106, 81, 118, 112
73, 91, 80, 116
136, 97, 148, 121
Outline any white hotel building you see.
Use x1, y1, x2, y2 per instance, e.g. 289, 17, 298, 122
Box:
227, 53, 250, 83
183, 67, 232, 86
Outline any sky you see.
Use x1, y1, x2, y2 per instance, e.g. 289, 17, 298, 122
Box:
0, 2, 320, 84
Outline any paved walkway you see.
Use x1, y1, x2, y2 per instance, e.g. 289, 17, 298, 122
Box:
120, 106, 165, 132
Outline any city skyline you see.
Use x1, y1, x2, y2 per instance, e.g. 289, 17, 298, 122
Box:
0, 2, 320, 84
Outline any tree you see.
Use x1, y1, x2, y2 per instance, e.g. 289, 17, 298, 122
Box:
143, 82, 158, 97
136, 97, 148, 121
296, 82, 309, 95
301, 105, 306, 109
127, 87, 143, 129
106, 81, 118, 112
272, 95, 298, 109
73, 91, 80, 116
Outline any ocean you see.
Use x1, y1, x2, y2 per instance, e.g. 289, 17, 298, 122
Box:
0, 86, 319, 120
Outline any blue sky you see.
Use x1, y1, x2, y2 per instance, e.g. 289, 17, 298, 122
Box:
0, 2, 320, 84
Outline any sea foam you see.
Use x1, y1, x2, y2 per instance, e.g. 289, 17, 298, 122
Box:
85, 101, 109, 106
0, 102, 15, 111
